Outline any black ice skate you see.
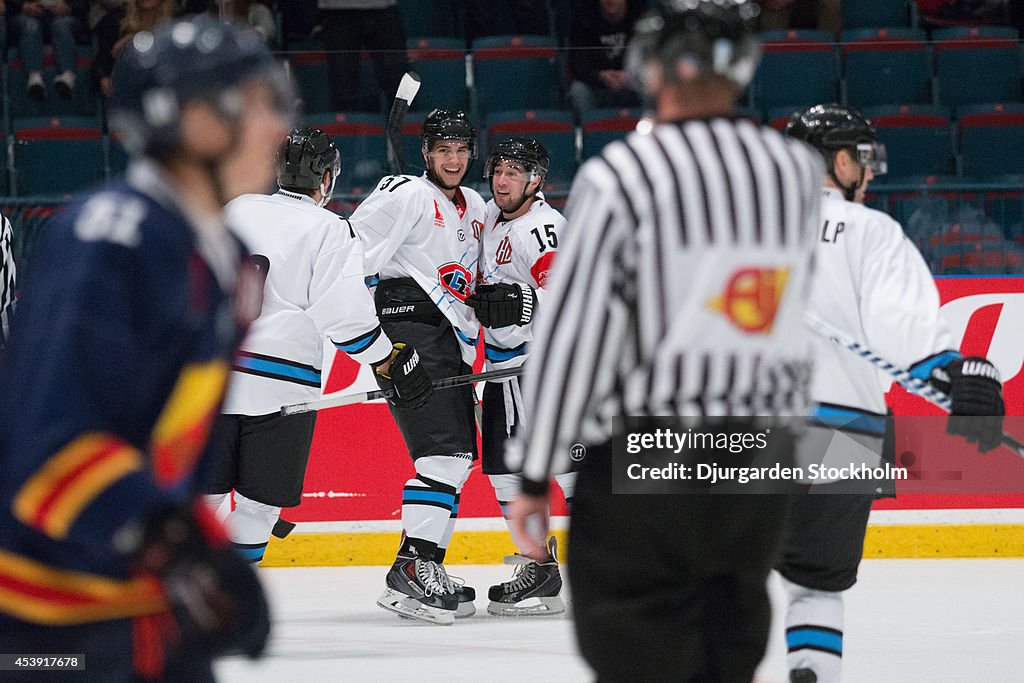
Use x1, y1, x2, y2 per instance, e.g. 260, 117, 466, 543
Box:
437, 564, 477, 618
377, 558, 458, 625
486, 537, 565, 617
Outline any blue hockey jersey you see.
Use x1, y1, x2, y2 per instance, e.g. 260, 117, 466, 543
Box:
0, 162, 251, 625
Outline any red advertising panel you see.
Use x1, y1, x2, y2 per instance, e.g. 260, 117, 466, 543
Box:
294, 277, 1024, 522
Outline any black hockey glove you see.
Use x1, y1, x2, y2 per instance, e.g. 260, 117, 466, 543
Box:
466, 282, 535, 328
930, 357, 1005, 453
374, 342, 432, 409
122, 501, 271, 659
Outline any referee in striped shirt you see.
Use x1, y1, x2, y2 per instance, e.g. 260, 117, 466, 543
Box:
0, 213, 14, 351
508, 1, 824, 680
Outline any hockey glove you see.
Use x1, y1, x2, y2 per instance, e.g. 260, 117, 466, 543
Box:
374, 342, 432, 409
930, 357, 1005, 453
466, 282, 535, 328
123, 501, 271, 659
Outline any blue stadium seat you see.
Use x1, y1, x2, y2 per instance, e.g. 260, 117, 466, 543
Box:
471, 36, 563, 115
407, 38, 468, 112
581, 108, 640, 160
862, 105, 955, 179
301, 113, 388, 195
6, 47, 98, 118
288, 50, 331, 115
958, 103, 1024, 177
934, 27, 1022, 107
841, 0, 912, 29
399, 111, 429, 177
400, 0, 461, 39
484, 110, 576, 192
842, 28, 931, 107
751, 30, 838, 114
13, 117, 103, 197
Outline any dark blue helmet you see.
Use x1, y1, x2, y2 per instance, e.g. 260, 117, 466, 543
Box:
111, 16, 293, 159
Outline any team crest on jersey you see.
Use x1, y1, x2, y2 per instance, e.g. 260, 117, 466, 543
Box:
471, 219, 483, 241
495, 236, 513, 265
438, 262, 474, 301
706, 267, 790, 334
433, 200, 445, 228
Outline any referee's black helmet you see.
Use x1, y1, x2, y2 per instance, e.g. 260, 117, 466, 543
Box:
626, 0, 762, 91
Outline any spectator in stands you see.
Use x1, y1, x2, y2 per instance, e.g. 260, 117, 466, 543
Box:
209, 0, 276, 44
318, 0, 411, 113
93, 0, 174, 99
758, 0, 841, 37
465, 0, 550, 42
11, 0, 90, 101
566, 0, 645, 119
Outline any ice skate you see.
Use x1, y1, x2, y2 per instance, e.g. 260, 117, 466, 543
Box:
377, 558, 458, 625
437, 564, 477, 618
487, 537, 565, 617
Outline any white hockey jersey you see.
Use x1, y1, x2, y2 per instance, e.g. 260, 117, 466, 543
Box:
349, 174, 486, 366
222, 191, 393, 416
809, 187, 959, 430
477, 194, 564, 372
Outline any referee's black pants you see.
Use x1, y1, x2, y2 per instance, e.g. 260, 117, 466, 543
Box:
569, 440, 792, 682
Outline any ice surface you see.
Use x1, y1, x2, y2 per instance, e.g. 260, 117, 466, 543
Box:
216, 560, 1024, 682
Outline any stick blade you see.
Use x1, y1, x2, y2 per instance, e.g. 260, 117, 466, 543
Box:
396, 71, 421, 104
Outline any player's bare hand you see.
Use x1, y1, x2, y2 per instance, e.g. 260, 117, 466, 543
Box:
508, 493, 550, 561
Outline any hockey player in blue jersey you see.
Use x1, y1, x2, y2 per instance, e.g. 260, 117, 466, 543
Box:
0, 16, 292, 681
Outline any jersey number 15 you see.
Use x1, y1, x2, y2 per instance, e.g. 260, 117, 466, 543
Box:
530, 224, 558, 252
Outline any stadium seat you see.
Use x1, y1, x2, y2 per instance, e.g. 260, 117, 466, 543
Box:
958, 103, 1024, 177
13, 117, 103, 197
6, 47, 98, 118
107, 132, 130, 178
581, 108, 640, 160
301, 112, 388, 195
471, 36, 563, 115
841, 28, 931, 107
407, 38, 468, 112
399, 111, 429, 177
933, 27, 1022, 107
287, 51, 331, 115
484, 110, 576, 192
750, 30, 838, 114
841, 0, 912, 29
400, 0, 461, 39
862, 105, 955, 178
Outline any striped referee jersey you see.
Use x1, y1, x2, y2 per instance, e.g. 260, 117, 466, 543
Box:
514, 116, 825, 487
0, 214, 14, 349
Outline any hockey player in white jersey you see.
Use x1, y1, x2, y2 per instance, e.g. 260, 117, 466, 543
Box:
780, 105, 1006, 683
347, 109, 487, 625
204, 127, 432, 565
466, 137, 577, 616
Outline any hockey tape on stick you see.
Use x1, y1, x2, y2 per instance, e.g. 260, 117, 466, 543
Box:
280, 365, 522, 416
804, 312, 1024, 459
386, 71, 421, 175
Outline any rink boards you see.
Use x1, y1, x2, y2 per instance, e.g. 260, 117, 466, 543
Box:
264, 276, 1024, 565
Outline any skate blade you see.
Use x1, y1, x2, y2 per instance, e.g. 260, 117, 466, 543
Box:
455, 600, 476, 619
486, 596, 566, 617
377, 589, 455, 625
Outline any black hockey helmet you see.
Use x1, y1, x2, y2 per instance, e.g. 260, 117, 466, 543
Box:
483, 137, 550, 182
111, 16, 294, 160
277, 127, 341, 204
421, 108, 477, 159
626, 0, 762, 93
785, 104, 887, 175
